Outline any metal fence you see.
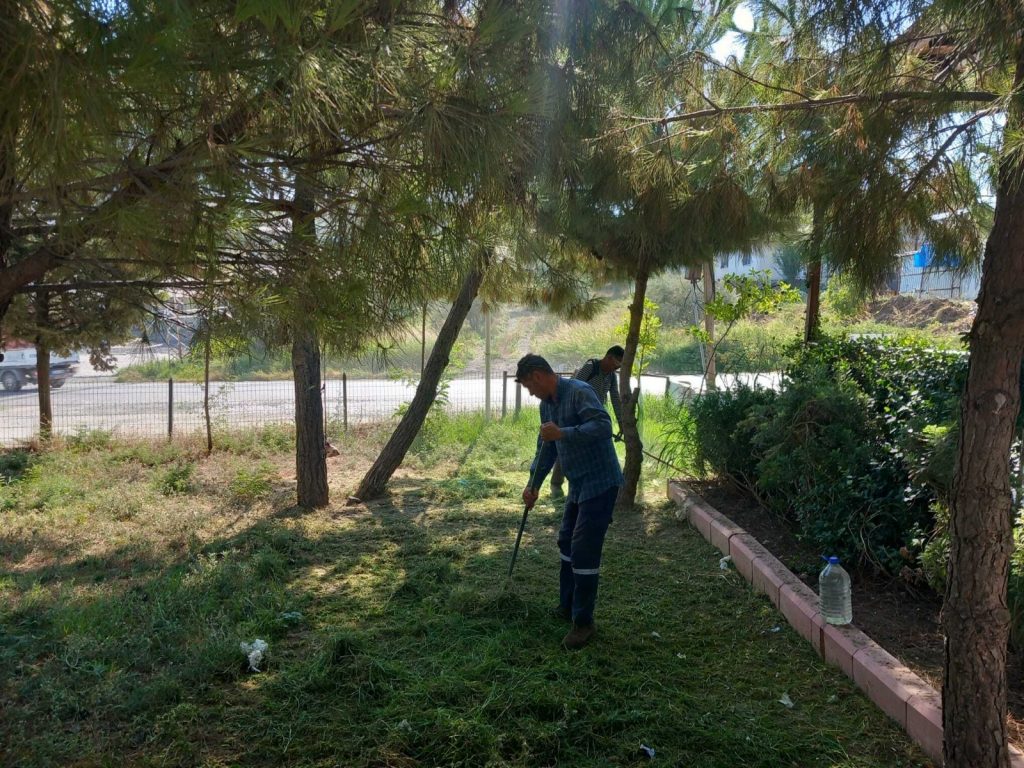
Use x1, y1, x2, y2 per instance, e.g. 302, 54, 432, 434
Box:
0, 371, 691, 446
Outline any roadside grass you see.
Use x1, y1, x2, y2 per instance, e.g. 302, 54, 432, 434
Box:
111, 297, 968, 385
1, 416, 928, 767
114, 329, 481, 383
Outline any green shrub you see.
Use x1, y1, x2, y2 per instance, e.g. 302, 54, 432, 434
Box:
0, 450, 31, 484
688, 385, 776, 491
228, 463, 274, 505
919, 502, 950, 593
157, 462, 196, 496
751, 365, 903, 567
823, 273, 868, 319
657, 401, 698, 478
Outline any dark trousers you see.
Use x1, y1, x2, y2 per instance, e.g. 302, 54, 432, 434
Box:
557, 485, 618, 626
550, 459, 564, 489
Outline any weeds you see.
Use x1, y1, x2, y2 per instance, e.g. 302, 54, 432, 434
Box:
227, 462, 275, 505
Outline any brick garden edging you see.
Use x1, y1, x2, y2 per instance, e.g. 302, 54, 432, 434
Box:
667, 480, 1024, 767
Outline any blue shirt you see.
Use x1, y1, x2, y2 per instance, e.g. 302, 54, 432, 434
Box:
530, 378, 624, 503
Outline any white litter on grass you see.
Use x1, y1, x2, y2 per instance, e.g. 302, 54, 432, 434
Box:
778, 692, 795, 709
650, 631, 661, 639
240, 639, 269, 672
719, 555, 732, 570
397, 719, 412, 732
639, 744, 656, 759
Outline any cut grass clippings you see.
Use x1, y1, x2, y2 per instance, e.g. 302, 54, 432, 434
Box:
0, 417, 929, 767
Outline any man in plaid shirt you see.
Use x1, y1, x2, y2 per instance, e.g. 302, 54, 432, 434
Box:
517, 354, 623, 650
550, 345, 625, 495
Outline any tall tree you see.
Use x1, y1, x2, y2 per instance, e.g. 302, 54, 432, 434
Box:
354, 257, 487, 502
535, 0, 782, 506
660, 1, 1016, 762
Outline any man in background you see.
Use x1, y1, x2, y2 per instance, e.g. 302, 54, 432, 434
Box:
550, 345, 625, 496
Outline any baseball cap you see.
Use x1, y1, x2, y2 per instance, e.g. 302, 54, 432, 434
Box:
515, 353, 554, 382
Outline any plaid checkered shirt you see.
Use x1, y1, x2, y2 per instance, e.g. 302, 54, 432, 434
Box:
574, 358, 624, 427
530, 378, 623, 503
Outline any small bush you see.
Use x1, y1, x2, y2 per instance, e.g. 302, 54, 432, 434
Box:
823, 273, 868, 319
228, 463, 274, 505
755, 364, 931, 571
687, 334, 1013, 578
0, 450, 31, 483
688, 385, 776, 491
157, 462, 196, 496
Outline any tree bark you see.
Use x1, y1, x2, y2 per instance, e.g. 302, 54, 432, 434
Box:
617, 267, 649, 509
290, 172, 328, 508
35, 292, 51, 440
702, 260, 716, 390
0, 62, 15, 334
421, 303, 427, 375
803, 257, 822, 342
804, 201, 826, 343
354, 262, 486, 502
943, 42, 1024, 768
293, 326, 328, 507
203, 326, 213, 455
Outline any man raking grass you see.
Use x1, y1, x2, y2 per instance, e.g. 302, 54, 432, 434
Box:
515, 354, 623, 651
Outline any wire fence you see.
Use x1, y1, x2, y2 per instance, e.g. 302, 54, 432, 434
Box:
0, 371, 686, 446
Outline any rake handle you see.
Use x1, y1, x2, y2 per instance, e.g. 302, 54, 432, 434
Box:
507, 505, 531, 578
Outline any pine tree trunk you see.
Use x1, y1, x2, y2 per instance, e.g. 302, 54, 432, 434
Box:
203, 328, 213, 455
804, 202, 824, 343
35, 291, 51, 439
0, 80, 14, 331
290, 172, 328, 508
702, 260, 716, 390
617, 267, 649, 510
943, 43, 1024, 768
354, 263, 486, 502
292, 326, 328, 507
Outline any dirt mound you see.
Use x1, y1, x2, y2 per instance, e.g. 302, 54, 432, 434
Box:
866, 295, 975, 332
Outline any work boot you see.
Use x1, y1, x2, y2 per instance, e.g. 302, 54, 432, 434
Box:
551, 605, 572, 622
562, 622, 596, 650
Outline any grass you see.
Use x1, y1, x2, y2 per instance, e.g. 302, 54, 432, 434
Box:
0, 414, 928, 767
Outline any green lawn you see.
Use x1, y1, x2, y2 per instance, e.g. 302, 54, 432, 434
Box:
0, 417, 928, 767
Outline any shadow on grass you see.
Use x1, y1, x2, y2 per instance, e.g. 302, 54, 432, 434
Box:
0, 479, 930, 768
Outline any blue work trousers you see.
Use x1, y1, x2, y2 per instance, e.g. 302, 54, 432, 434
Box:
557, 485, 618, 626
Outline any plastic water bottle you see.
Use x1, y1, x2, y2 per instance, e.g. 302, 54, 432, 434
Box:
819, 556, 852, 625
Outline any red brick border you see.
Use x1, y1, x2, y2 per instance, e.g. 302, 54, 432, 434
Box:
667, 480, 1024, 767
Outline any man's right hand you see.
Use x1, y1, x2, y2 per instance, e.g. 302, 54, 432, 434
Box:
522, 487, 539, 510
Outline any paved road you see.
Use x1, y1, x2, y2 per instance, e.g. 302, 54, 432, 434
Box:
0, 372, 781, 444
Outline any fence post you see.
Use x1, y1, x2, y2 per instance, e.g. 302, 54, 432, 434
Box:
665, 376, 670, 397
167, 377, 174, 440
514, 377, 521, 416
501, 371, 508, 418
342, 372, 348, 432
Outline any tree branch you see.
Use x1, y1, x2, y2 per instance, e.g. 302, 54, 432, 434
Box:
633, 89, 1001, 128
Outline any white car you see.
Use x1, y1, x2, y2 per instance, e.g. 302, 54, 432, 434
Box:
0, 345, 80, 391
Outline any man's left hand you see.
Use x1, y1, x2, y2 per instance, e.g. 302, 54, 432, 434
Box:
540, 422, 563, 442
